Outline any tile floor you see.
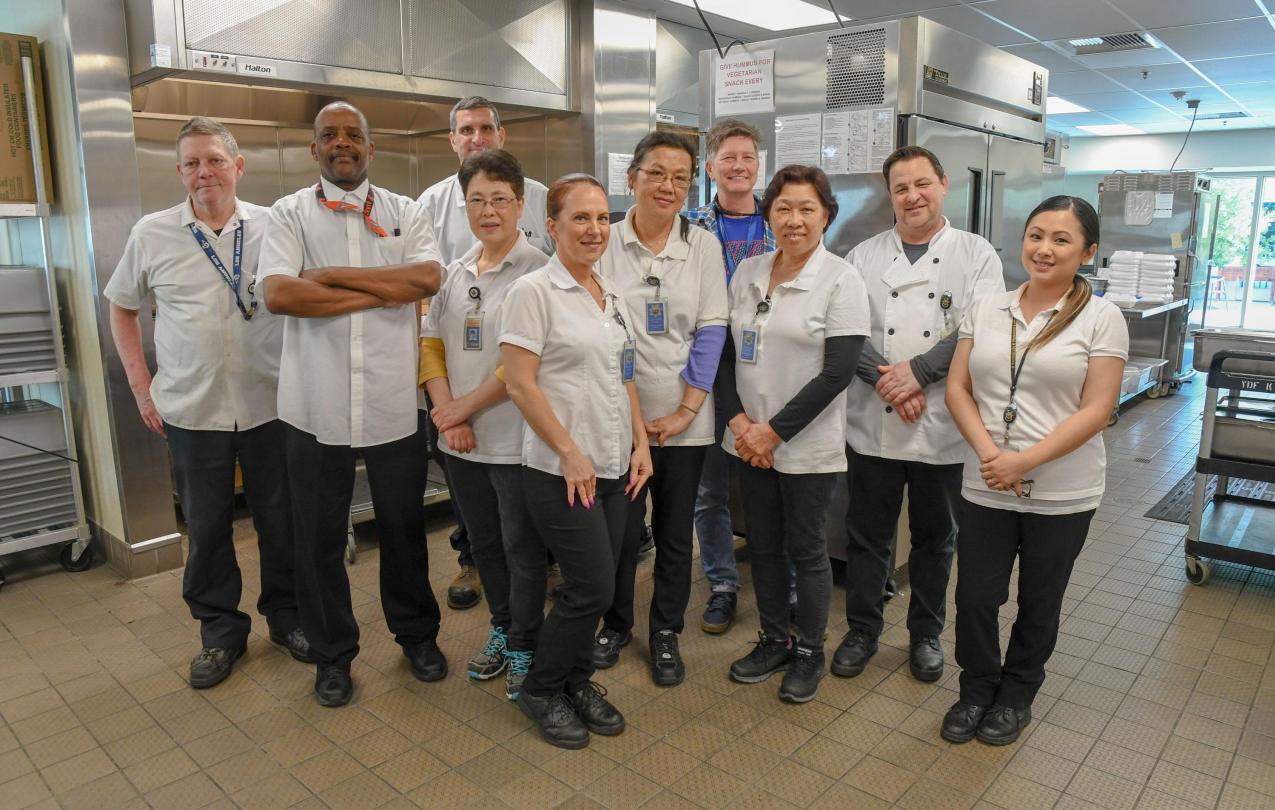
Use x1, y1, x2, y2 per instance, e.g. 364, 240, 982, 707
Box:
4, 381, 1275, 809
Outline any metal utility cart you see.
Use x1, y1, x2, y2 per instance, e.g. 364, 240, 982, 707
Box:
0, 52, 92, 589
1184, 328, 1275, 585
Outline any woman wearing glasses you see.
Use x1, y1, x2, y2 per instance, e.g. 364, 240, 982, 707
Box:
942, 196, 1127, 746
593, 132, 729, 686
717, 165, 870, 703
419, 150, 549, 701
500, 174, 653, 748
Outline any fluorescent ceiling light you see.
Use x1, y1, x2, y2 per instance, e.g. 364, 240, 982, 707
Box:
666, 0, 842, 32
1067, 37, 1104, 47
1047, 96, 1091, 115
1075, 124, 1145, 136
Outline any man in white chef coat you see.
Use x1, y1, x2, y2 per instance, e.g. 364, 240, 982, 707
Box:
259, 101, 444, 707
105, 116, 307, 690
834, 145, 1005, 684
417, 95, 553, 610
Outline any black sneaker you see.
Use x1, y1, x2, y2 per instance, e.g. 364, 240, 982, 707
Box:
650, 630, 685, 687
406, 640, 448, 682
909, 636, 944, 682
778, 643, 825, 703
977, 705, 1032, 745
518, 691, 589, 749
567, 681, 625, 736
269, 627, 313, 664
590, 627, 631, 670
729, 632, 790, 683
831, 628, 877, 678
638, 524, 655, 555
941, 701, 988, 744
700, 592, 737, 634
189, 646, 245, 689
314, 664, 353, 707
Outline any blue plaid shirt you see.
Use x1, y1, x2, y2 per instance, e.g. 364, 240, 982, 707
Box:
686, 196, 775, 283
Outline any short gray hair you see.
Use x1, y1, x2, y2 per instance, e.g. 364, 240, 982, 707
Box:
450, 96, 501, 132
176, 116, 239, 160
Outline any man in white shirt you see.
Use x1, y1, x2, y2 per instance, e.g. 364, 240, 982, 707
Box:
835, 146, 1005, 685
259, 102, 443, 708
105, 117, 307, 691
417, 96, 553, 610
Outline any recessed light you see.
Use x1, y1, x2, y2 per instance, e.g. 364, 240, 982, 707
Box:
1067, 37, 1104, 47
1075, 124, 1145, 136
1047, 97, 1091, 115
666, 0, 842, 32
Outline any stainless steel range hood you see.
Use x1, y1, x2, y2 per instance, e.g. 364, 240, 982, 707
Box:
124, 0, 576, 110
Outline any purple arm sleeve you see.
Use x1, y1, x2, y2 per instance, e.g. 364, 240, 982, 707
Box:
680, 324, 728, 392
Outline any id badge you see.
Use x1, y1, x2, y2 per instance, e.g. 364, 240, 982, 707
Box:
739, 327, 759, 364
646, 297, 668, 335
463, 315, 483, 351
621, 340, 637, 383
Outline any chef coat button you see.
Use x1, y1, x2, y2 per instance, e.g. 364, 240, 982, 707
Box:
891, 291, 898, 298
932, 257, 939, 263
924, 330, 931, 337
888, 328, 895, 335
885, 405, 893, 413
928, 292, 935, 299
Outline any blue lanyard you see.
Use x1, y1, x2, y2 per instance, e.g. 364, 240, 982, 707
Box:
720, 208, 763, 281
187, 221, 255, 321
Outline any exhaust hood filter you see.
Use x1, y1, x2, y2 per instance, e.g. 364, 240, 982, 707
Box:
825, 27, 887, 110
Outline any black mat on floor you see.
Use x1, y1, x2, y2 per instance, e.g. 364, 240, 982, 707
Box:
1145, 470, 1274, 524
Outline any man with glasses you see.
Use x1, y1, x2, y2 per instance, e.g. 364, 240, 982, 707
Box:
418, 97, 553, 611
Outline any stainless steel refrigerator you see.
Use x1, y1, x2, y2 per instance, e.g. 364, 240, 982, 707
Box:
697, 15, 1048, 286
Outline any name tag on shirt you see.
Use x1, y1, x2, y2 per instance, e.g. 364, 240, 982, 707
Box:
621, 340, 636, 383
646, 298, 667, 335
463, 315, 483, 351
739, 327, 759, 364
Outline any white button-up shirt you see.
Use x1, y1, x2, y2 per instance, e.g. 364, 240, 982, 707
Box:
725, 244, 871, 474
598, 208, 728, 447
258, 177, 441, 448
104, 198, 282, 432
960, 286, 1128, 513
423, 233, 548, 464
499, 255, 635, 480
417, 173, 553, 265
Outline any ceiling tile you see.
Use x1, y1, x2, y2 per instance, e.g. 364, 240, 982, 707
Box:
976, 0, 1139, 40
894, 5, 1032, 46
1223, 80, 1275, 108
1048, 71, 1124, 95
831, 0, 966, 18
1193, 53, 1275, 85
1045, 111, 1125, 126
1115, 107, 1193, 124
1000, 43, 1086, 75
1106, 0, 1263, 29
1065, 89, 1170, 112
1099, 63, 1212, 92
1151, 18, 1275, 61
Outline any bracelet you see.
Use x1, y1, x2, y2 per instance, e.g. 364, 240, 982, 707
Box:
678, 402, 699, 416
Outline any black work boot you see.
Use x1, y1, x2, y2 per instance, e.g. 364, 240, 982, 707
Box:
831, 627, 877, 678
314, 665, 353, 707
519, 691, 589, 749
941, 701, 989, 743
189, 646, 245, 689
909, 636, 944, 682
729, 632, 790, 683
567, 681, 625, 736
269, 627, 313, 664
778, 643, 825, 704
977, 705, 1032, 745
650, 630, 685, 687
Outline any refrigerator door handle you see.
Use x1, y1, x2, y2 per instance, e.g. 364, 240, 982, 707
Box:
968, 167, 983, 236
989, 169, 1007, 252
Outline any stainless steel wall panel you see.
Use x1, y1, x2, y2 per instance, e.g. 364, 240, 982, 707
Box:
368, 133, 417, 200
588, 1, 655, 211
655, 19, 714, 121
134, 118, 283, 212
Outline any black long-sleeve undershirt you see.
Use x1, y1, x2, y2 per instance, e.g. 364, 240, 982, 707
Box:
853, 331, 959, 388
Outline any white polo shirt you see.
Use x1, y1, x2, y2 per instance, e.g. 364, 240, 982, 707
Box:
598, 208, 728, 447
499, 255, 635, 480
423, 233, 548, 464
724, 244, 871, 474
104, 198, 282, 432
959, 286, 1128, 514
258, 177, 442, 448
417, 173, 552, 264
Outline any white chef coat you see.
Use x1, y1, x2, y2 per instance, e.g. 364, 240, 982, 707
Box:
105, 198, 283, 432
499, 255, 635, 480
258, 177, 441, 448
845, 220, 1004, 465
960, 286, 1128, 514
417, 173, 553, 265
598, 208, 728, 447
724, 244, 871, 474
423, 233, 548, 464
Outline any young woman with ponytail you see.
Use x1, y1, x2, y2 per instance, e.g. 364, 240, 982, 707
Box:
941, 196, 1129, 746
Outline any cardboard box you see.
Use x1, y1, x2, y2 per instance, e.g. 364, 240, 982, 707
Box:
0, 32, 54, 205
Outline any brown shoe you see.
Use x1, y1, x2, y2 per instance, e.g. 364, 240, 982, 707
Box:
545, 563, 565, 601
448, 564, 482, 610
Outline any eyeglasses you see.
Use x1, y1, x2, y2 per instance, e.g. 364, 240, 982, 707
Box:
465, 196, 517, 211
637, 168, 692, 189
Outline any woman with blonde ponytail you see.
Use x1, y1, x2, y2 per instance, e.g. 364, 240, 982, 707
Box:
940, 196, 1128, 746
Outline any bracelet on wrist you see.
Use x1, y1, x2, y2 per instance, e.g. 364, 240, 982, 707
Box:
678, 402, 699, 416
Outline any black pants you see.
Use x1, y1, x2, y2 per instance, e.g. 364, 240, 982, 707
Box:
843, 445, 961, 640
167, 420, 297, 650
423, 405, 473, 567
955, 499, 1093, 709
604, 445, 707, 637
285, 414, 440, 668
442, 454, 545, 651
737, 462, 836, 647
521, 468, 627, 696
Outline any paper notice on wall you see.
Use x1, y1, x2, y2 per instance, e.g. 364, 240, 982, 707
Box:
607, 153, 632, 197
775, 114, 822, 169
1124, 190, 1155, 226
871, 107, 896, 165
1154, 190, 1174, 219
820, 112, 850, 174
753, 150, 768, 191
713, 49, 775, 116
